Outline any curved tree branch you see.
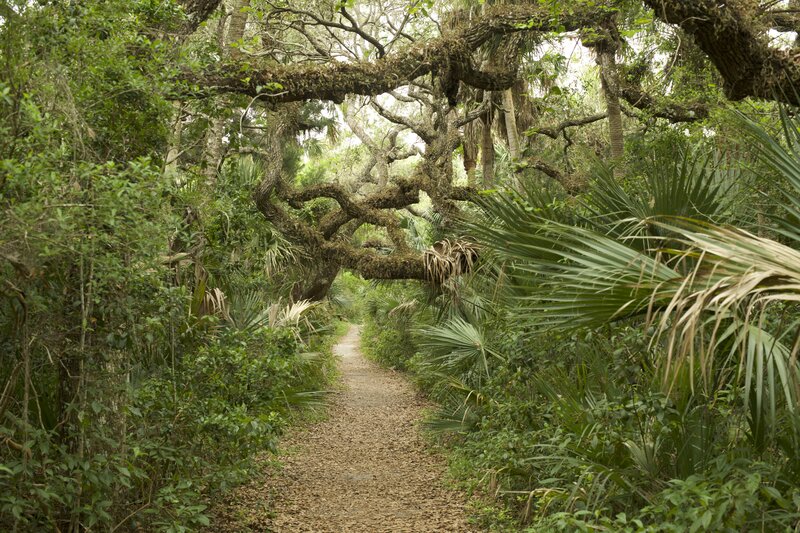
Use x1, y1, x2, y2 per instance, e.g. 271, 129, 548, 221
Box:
528, 113, 608, 139
185, 4, 601, 103
178, 0, 223, 32
644, 0, 800, 105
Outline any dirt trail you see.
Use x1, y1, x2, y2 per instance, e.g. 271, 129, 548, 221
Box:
216, 325, 476, 532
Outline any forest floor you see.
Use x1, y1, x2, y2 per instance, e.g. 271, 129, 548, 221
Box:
212, 324, 476, 532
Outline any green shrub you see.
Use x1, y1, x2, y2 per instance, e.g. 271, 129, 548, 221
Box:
0, 324, 336, 531
360, 283, 421, 369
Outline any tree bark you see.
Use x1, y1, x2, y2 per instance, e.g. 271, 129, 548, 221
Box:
178, 0, 223, 33
188, 4, 601, 104
586, 19, 624, 176
164, 101, 184, 179
293, 263, 340, 302
502, 88, 520, 160
597, 48, 624, 170
480, 92, 495, 187
226, 0, 251, 60
464, 153, 477, 186
192, 1, 800, 108
643, 0, 800, 105
203, 0, 251, 186
202, 116, 226, 186
462, 100, 480, 186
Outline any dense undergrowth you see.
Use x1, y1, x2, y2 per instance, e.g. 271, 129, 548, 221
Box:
1, 312, 340, 531
0, 2, 345, 530
361, 118, 800, 532
0, 137, 344, 528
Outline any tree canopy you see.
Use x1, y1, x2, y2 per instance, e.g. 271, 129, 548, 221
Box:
164, 0, 800, 292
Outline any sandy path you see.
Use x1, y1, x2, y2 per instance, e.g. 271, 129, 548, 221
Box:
214, 325, 475, 532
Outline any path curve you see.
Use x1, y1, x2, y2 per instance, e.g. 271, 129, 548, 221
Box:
216, 325, 475, 532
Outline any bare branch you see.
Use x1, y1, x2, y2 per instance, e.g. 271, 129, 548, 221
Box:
527, 113, 608, 139
339, 6, 386, 57
371, 100, 435, 142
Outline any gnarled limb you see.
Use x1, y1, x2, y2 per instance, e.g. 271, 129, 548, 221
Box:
186, 4, 602, 103
528, 113, 608, 140
644, 0, 800, 105
178, 0, 222, 32
620, 83, 710, 122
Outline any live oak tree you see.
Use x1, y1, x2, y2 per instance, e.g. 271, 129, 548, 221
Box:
172, 0, 800, 297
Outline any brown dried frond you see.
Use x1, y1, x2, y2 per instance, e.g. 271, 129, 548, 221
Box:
200, 287, 232, 322
423, 239, 479, 285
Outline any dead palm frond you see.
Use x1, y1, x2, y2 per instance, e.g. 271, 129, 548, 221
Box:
423, 239, 479, 285
191, 278, 231, 322
228, 291, 318, 338
649, 222, 800, 421
262, 227, 302, 277
268, 298, 318, 330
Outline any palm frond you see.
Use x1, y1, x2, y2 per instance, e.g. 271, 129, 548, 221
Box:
648, 222, 800, 422
577, 149, 744, 263
417, 316, 503, 381
269, 299, 318, 330
423, 239, 479, 285
228, 288, 268, 332
735, 109, 800, 243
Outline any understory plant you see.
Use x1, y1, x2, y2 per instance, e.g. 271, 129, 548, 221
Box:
362, 113, 800, 530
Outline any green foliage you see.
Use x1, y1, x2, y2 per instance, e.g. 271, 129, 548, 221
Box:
361, 283, 424, 370
0, 324, 334, 531
4, 0, 800, 530
359, 110, 800, 531
0, 2, 339, 530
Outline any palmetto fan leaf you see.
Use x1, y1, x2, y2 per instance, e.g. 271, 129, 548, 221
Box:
422, 381, 485, 434
228, 288, 266, 332
468, 111, 800, 429
652, 222, 800, 418
467, 191, 681, 330
417, 316, 503, 381
735, 109, 800, 243
583, 149, 740, 250
517, 223, 680, 329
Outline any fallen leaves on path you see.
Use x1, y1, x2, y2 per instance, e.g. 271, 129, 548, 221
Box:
212, 325, 477, 532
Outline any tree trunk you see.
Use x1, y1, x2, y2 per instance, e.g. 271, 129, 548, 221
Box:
463, 96, 480, 186
226, 0, 250, 60
597, 47, 624, 175
294, 264, 340, 302
502, 88, 520, 160
203, 0, 251, 186
794, 0, 800, 47
480, 92, 495, 188
164, 102, 184, 179
202, 117, 226, 186
464, 156, 477, 186
375, 158, 389, 187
